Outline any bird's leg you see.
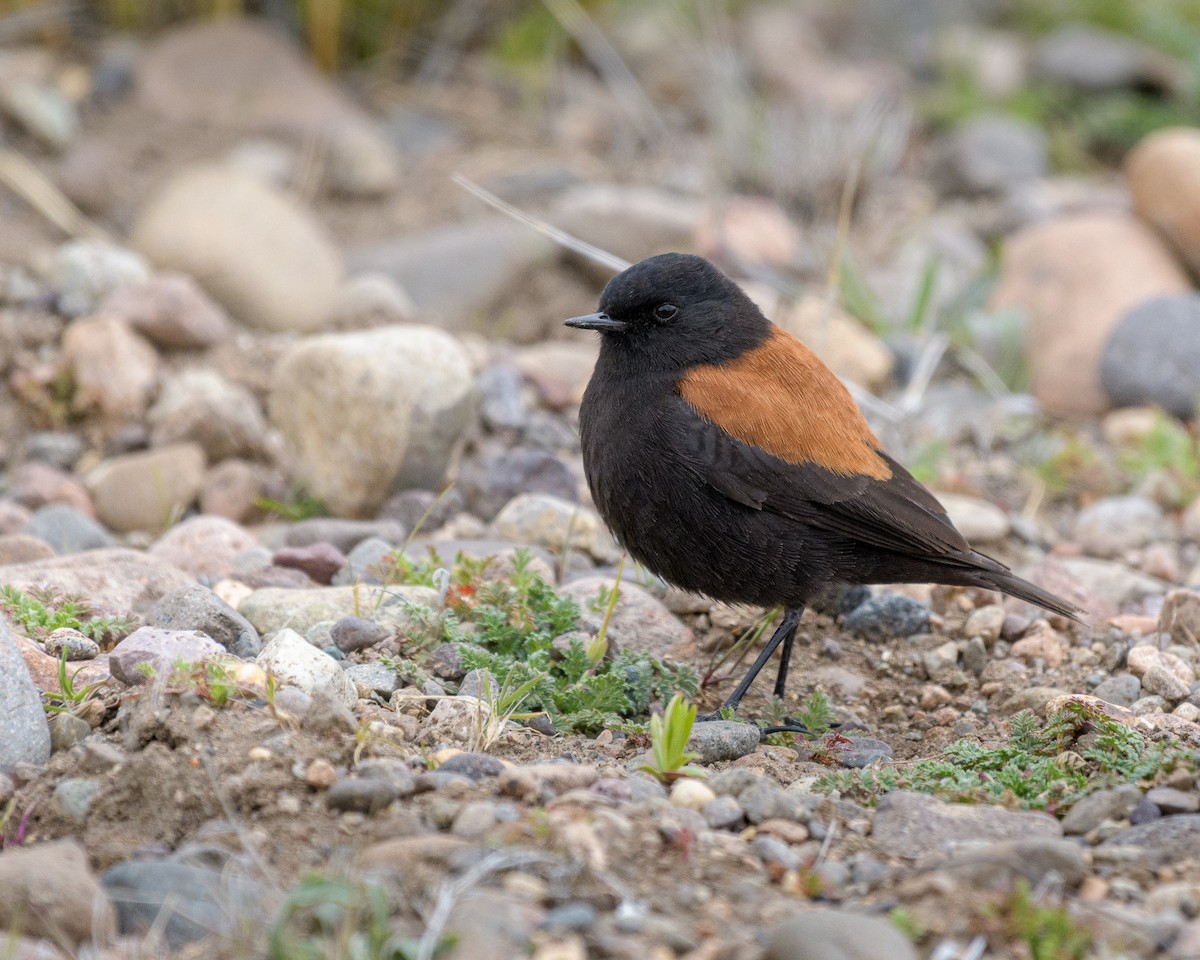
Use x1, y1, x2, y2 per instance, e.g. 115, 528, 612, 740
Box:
698, 608, 806, 732
772, 623, 797, 699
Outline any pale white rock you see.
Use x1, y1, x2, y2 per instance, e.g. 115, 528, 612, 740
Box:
670, 778, 717, 811
256, 628, 357, 708
939, 493, 1011, 545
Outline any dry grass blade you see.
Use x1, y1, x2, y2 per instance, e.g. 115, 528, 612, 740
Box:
541, 0, 667, 145
452, 173, 630, 273
0, 148, 110, 242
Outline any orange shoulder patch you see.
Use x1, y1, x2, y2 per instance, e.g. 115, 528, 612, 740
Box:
677, 326, 891, 480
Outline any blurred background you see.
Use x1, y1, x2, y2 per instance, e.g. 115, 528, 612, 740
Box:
0, 0, 1198, 541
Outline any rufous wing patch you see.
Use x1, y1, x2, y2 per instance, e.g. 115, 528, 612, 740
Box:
677, 326, 891, 480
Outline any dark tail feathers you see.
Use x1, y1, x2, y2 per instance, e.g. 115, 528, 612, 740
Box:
969, 553, 1088, 625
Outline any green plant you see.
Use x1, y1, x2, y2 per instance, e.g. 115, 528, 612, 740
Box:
817, 702, 1194, 812
1117, 411, 1200, 504
639, 693, 706, 784
793, 688, 836, 737
989, 881, 1092, 960
42, 647, 108, 717
433, 550, 698, 733
257, 490, 325, 522
268, 872, 433, 960
0, 585, 134, 645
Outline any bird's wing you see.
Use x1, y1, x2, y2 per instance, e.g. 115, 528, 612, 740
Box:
674, 326, 974, 564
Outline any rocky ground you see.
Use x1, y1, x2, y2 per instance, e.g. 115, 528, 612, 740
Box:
4, 3, 1200, 959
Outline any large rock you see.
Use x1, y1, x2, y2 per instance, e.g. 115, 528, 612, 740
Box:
557, 577, 694, 661
347, 218, 556, 326
131, 163, 343, 333
99, 272, 232, 348
0, 619, 51, 772
0, 840, 115, 948
764, 910, 917, 960
256, 628, 357, 709
1100, 294, 1200, 419
1033, 24, 1186, 93
1128, 128, 1200, 279
0, 548, 194, 615
61, 314, 159, 426
989, 212, 1190, 417
86, 444, 206, 533
270, 326, 477, 515
239, 584, 439, 636
109, 626, 226, 685
148, 368, 270, 461
1073, 495, 1163, 559
872, 790, 1061, 859
135, 17, 397, 195
148, 515, 260, 581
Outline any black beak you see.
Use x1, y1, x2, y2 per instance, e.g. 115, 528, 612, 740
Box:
565, 312, 628, 333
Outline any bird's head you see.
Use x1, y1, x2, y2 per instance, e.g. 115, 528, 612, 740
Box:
565, 253, 769, 372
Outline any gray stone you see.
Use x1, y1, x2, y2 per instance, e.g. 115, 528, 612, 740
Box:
44, 627, 100, 661
1101, 814, 1200, 864
23, 432, 86, 471
702, 795, 746, 830
936, 114, 1047, 195
22, 503, 114, 554
49, 715, 92, 755
685, 720, 760, 764
943, 838, 1088, 890
270, 326, 477, 515
458, 449, 579, 521
438, 752, 506, 781
331, 537, 394, 586
146, 583, 261, 658
1074, 495, 1164, 558
764, 909, 917, 960
844, 594, 930, 641
739, 781, 800, 825
541, 901, 597, 933
330, 617, 390, 653
52, 240, 149, 317
752, 835, 801, 871
1146, 786, 1200, 815
836, 737, 894, 769
344, 662, 400, 697
1034, 23, 1183, 93
1062, 784, 1144, 835
450, 800, 499, 838
557, 578, 691, 661
110, 627, 226, 685
132, 163, 343, 333
0, 620, 51, 771
347, 218, 556, 331
1101, 294, 1200, 419
148, 369, 270, 461
52, 776, 99, 820
477, 365, 527, 432
326, 777, 407, 814
1093, 674, 1141, 708
1143, 664, 1191, 703
102, 858, 265, 948
872, 790, 1061, 859
1060, 557, 1168, 606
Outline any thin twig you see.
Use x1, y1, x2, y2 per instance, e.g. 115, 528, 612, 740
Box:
0, 148, 110, 242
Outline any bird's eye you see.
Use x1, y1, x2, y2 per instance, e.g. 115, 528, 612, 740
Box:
653, 303, 678, 321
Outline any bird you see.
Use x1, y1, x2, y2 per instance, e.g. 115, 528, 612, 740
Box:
566, 252, 1085, 726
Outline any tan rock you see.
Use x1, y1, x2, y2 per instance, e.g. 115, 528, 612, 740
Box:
0, 840, 115, 947
1127, 127, 1200, 278
989, 213, 1189, 416
86, 444, 206, 533
61, 314, 159, 426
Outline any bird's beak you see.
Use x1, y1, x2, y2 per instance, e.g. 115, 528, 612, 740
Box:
565, 312, 628, 333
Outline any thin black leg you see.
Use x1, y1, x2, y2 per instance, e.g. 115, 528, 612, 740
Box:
715, 607, 804, 715
773, 624, 797, 700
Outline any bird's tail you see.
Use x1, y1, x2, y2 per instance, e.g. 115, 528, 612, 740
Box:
969, 553, 1087, 625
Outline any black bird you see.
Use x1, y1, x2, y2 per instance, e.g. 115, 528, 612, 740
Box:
567, 253, 1084, 722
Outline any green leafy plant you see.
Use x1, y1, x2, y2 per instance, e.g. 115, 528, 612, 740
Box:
817, 702, 1193, 813
639, 693, 706, 784
1, 585, 134, 645
42, 647, 108, 717
793, 688, 836, 737
407, 550, 699, 734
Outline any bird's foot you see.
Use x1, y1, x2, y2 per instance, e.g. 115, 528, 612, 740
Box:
695, 709, 819, 740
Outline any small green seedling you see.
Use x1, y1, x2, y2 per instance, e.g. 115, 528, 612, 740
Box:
639, 693, 706, 784
42, 647, 106, 717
